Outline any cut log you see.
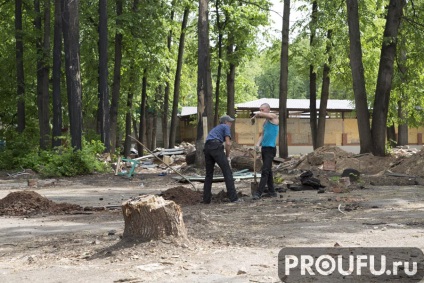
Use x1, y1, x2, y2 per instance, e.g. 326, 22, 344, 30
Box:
186, 151, 196, 165
231, 155, 262, 171
122, 195, 187, 241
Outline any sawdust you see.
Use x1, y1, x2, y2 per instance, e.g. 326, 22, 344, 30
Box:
0, 190, 83, 216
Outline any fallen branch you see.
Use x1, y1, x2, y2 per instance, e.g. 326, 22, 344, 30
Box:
7, 167, 30, 178
129, 135, 197, 191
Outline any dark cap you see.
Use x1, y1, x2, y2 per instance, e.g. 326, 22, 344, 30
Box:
220, 115, 235, 124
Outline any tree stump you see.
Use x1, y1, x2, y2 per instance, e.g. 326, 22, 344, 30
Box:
231, 156, 262, 171
122, 195, 187, 241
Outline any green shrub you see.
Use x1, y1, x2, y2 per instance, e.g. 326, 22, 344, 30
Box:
0, 135, 109, 177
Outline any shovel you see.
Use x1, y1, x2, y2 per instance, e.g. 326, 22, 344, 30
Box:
251, 117, 258, 196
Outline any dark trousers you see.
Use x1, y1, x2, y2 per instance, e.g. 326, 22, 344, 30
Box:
257, 146, 276, 195
203, 142, 238, 203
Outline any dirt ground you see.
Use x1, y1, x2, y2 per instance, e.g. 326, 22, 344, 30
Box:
1, 146, 424, 282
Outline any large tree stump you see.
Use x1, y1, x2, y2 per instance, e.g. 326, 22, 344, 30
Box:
122, 195, 187, 241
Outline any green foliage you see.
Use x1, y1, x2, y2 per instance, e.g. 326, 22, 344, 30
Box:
385, 140, 395, 155
0, 135, 109, 177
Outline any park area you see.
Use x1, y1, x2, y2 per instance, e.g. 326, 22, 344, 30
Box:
1, 145, 424, 282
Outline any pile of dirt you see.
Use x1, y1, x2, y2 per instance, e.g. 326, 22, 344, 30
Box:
0, 190, 82, 216
159, 186, 202, 206
295, 146, 398, 175
390, 148, 424, 176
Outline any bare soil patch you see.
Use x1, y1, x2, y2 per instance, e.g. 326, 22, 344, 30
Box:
1, 146, 424, 282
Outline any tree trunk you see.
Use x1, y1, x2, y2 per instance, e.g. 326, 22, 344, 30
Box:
226, 40, 236, 139
316, 30, 332, 148
124, 69, 135, 157
346, 0, 373, 154
110, 0, 123, 153
63, 0, 83, 150
397, 31, 408, 146
398, 100, 408, 146
169, 7, 189, 148
278, 0, 290, 158
309, 1, 317, 150
122, 195, 187, 241
98, 0, 110, 152
214, 0, 223, 126
151, 86, 160, 150
387, 124, 397, 148
196, 0, 212, 167
371, 0, 406, 156
42, 0, 51, 148
52, 0, 62, 148
15, 0, 26, 133
146, 110, 152, 150
35, 0, 51, 150
162, 2, 175, 149
137, 69, 147, 156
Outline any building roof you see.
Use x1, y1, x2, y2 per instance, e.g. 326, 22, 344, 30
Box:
179, 98, 355, 117
179, 106, 197, 117
235, 98, 355, 111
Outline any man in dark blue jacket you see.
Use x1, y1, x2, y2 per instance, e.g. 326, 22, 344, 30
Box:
202, 115, 241, 204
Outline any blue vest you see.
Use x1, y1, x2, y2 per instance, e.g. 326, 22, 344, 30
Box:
261, 120, 278, 147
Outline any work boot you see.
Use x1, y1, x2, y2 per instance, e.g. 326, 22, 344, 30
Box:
252, 193, 261, 200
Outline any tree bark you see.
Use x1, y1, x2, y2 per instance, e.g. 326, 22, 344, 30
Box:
162, 3, 174, 149
15, 0, 26, 133
52, 0, 62, 148
387, 124, 397, 148
98, 0, 110, 152
371, 0, 406, 156
137, 69, 147, 156
169, 7, 190, 148
278, 0, 290, 158
214, 0, 223, 126
346, 0, 373, 154
398, 100, 408, 146
63, 0, 83, 150
124, 70, 135, 157
226, 39, 236, 139
309, 1, 317, 150
196, 0, 213, 166
397, 33, 408, 146
122, 195, 187, 241
110, 0, 123, 153
316, 30, 332, 148
35, 0, 51, 149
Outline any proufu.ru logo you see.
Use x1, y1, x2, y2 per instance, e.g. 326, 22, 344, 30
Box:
278, 247, 424, 282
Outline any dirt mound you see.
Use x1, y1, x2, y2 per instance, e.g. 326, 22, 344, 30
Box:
0, 191, 82, 216
160, 186, 202, 206
295, 146, 397, 175
296, 146, 353, 171
390, 148, 424, 176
